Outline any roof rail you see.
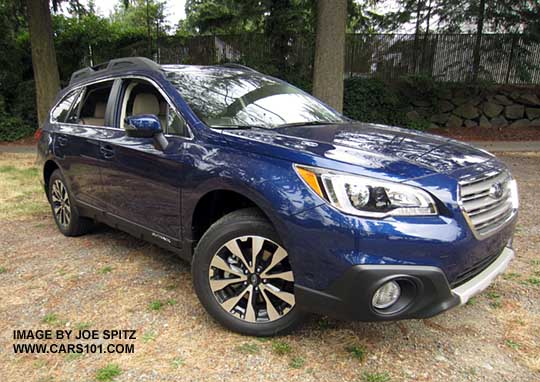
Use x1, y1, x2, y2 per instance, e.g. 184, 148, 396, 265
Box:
219, 63, 259, 73
69, 57, 162, 85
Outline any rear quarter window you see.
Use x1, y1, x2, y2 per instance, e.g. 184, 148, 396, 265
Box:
51, 90, 80, 123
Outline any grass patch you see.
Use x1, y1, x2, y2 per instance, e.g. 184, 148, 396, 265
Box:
149, 299, 176, 310
33, 359, 48, 369
289, 356, 305, 369
95, 363, 121, 382
466, 297, 477, 306
98, 266, 113, 274
36, 377, 54, 382
486, 291, 500, 299
502, 272, 520, 281
345, 344, 367, 361
505, 339, 520, 350
75, 322, 92, 330
149, 300, 164, 311
271, 340, 292, 355
171, 357, 185, 368
142, 330, 157, 343
0, 154, 48, 220
486, 291, 502, 308
0, 266, 6, 274
527, 277, 540, 286
317, 317, 336, 330
235, 342, 260, 354
65, 352, 84, 362
362, 371, 390, 382
42, 313, 58, 325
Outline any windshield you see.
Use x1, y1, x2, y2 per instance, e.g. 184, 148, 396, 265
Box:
164, 67, 347, 129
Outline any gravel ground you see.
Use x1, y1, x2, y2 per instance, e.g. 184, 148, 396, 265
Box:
0, 152, 539, 382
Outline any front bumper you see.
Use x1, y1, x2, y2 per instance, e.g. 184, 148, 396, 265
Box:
452, 246, 514, 304
295, 246, 514, 321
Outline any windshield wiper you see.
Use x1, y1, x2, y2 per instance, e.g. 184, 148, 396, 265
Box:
276, 121, 346, 128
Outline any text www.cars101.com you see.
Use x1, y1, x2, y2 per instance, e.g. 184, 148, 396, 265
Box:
13, 343, 135, 354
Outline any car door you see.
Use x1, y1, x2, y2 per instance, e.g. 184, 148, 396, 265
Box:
51, 80, 116, 211
98, 77, 189, 244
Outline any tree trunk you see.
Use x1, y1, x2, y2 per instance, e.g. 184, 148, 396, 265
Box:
421, 0, 432, 74
472, 0, 486, 82
26, 0, 60, 127
312, 0, 347, 112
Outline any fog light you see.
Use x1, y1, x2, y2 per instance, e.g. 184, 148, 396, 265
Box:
372, 281, 401, 309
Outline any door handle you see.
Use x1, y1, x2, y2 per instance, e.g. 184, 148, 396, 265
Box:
100, 144, 115, 159
57, 136, 68, 147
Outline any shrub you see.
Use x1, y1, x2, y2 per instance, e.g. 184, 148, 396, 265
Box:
343, 77, 408, 127
11, 80, 37, 127
0, 114, 34, 142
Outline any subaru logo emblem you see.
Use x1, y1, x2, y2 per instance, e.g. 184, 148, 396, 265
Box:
489, 182, 504, 199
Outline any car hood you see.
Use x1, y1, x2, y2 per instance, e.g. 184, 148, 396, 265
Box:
220, 122, 494, 181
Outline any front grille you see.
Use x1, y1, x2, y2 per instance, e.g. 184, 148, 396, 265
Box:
459, 170, 516, 238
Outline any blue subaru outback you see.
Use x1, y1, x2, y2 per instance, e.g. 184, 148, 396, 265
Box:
37, 57, 518, 336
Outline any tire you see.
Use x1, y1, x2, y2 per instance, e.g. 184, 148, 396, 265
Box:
48, 169, 94, 237
192, 208, 305, 336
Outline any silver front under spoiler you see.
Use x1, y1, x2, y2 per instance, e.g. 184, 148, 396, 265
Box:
452, 247, 514, 305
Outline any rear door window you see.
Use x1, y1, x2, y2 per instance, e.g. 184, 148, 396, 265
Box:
76, 81, 114, 127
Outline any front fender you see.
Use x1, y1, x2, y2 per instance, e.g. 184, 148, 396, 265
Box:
180, 142, 325, 263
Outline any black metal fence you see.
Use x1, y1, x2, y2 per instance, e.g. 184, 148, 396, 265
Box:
346, 33, 540, 84
88, 33, 540, 85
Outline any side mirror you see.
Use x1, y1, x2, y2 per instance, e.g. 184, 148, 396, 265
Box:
125, 114, 169, 151
125, 114, 162, 138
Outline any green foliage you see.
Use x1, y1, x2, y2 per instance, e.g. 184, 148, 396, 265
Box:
505, 339, 520, 350
343, 77, 408, 126
345, 344, 367, 361
183, 0, 315, 35
289, 356, 305, 369
0, 114, 34, 142
271, 340, 292, 355
11, 80, 37, 127
142, 330, 157, 342
342, 76, 456, 129
406, 118, 430, 131
42, 313, 59, 325
149, 300, 164, 311
362, 371, 390, 382
98, 266, 113, 274
235, 342, 260, 354
95, 363, 122, 382
0, 1, 36, 140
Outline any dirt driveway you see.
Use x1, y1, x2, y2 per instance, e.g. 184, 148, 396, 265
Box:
0, 152, 539, 382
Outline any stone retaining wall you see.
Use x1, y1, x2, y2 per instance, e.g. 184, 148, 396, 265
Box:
406, 86, 540, 129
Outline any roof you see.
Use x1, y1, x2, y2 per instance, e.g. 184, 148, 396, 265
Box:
69, 58, 258, 86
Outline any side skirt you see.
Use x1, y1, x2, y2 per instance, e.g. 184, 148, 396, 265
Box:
77, 201, 192, 262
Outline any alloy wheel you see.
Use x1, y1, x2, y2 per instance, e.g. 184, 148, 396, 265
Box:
51, 179, 71, 228
208, 235, 295, 323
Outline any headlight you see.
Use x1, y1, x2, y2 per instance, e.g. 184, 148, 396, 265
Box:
294, 165, 437, 218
